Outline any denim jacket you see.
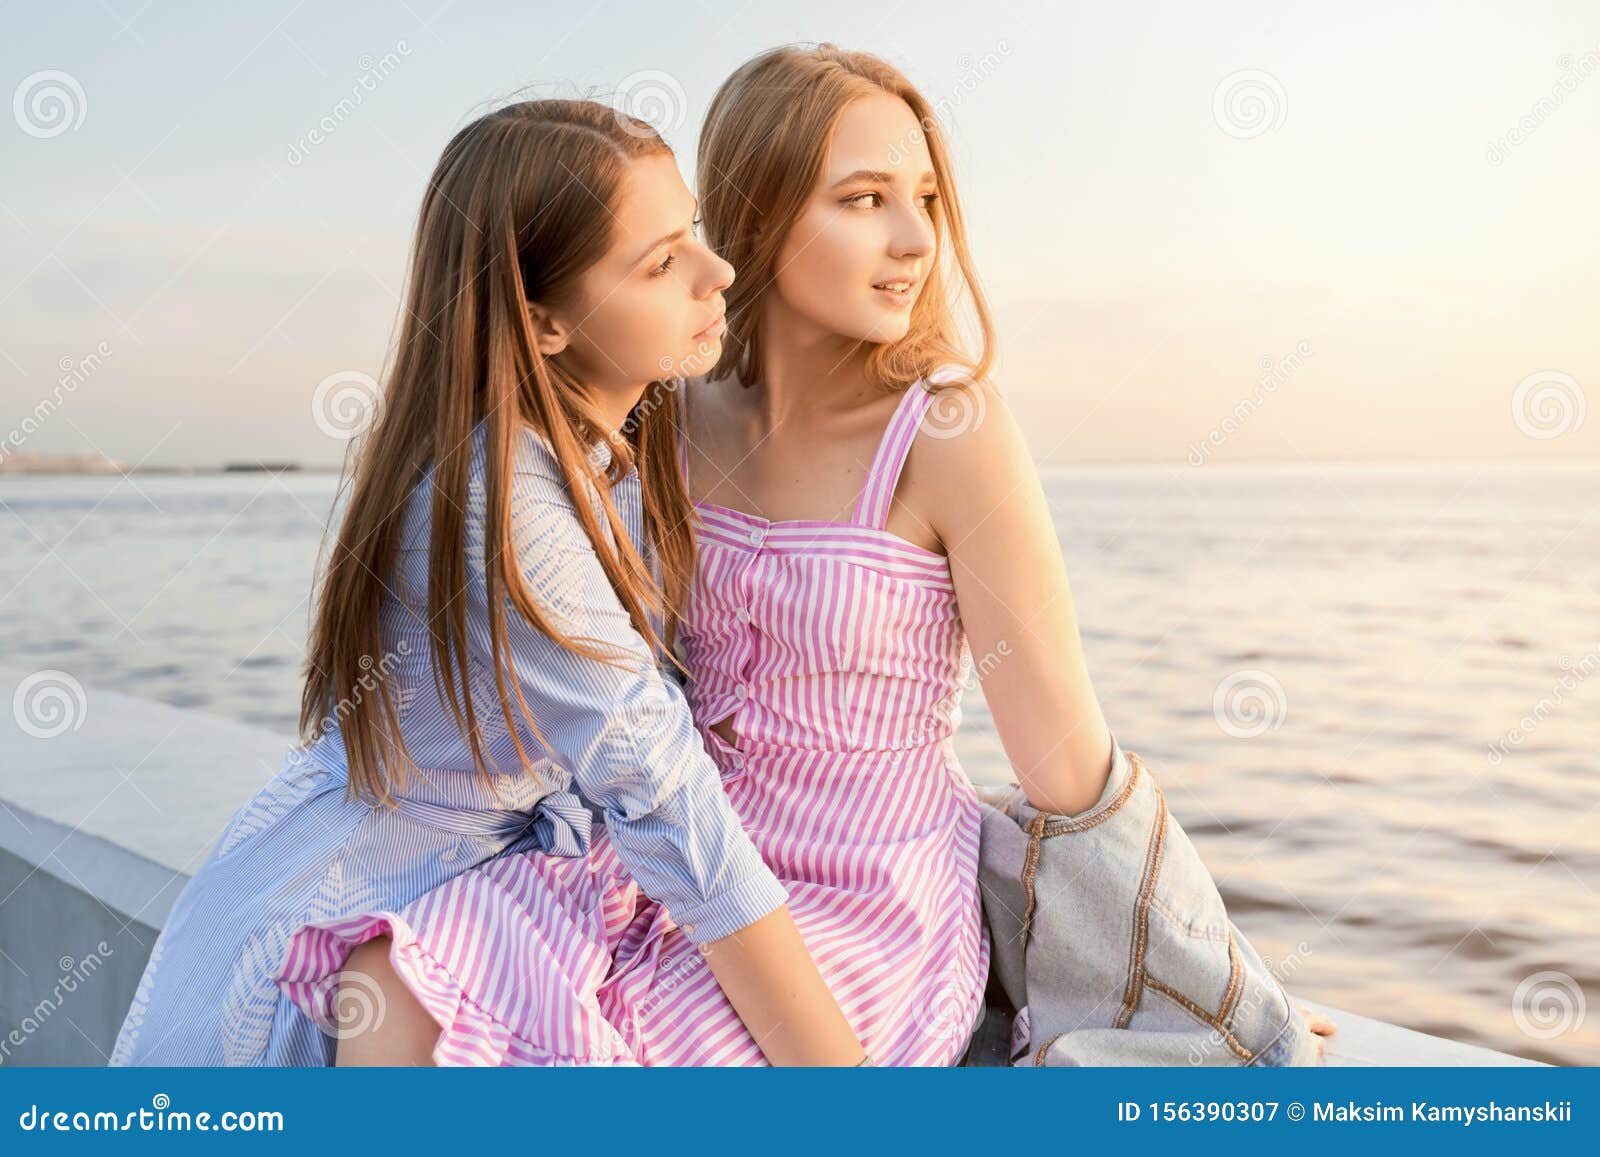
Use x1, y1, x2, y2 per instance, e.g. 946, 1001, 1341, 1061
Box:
969, 731, 1322, 1066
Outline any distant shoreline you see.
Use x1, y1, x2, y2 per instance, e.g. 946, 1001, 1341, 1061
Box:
0, 457, 1592, 478
0, 463, 346, 476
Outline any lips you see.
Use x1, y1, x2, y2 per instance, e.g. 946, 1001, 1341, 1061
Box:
872, 276, 919, 299
693, 309, 726, 340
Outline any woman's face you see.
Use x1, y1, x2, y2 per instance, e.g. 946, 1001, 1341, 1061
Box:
770, 93, 939, 345
547, 152, 733, 387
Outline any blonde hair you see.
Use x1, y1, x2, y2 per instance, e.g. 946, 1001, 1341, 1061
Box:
300, 100, 697, 807
697, 43, 996, 393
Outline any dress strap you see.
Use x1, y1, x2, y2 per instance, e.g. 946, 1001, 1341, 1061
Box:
852, 380, 935, 529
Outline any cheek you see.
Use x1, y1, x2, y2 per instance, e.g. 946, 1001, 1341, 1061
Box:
777, 210, 872, 309
573, 289, 683, 380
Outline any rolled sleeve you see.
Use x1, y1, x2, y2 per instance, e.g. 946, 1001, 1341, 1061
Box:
461, 430, 787, 943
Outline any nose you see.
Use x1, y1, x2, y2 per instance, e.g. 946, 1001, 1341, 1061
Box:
695, 239, 735, 297
890, 197, 936, 262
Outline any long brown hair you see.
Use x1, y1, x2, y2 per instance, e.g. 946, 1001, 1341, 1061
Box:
300, 100, 697, 807
697, 44, 996, 393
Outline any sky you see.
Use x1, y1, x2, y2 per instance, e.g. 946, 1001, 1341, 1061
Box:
1, 0, 1597, 468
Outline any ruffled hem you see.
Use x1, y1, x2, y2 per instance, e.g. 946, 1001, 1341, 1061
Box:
275, 911, 638, 1067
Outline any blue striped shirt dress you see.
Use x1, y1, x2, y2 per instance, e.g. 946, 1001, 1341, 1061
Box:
108, 420, 788, 1065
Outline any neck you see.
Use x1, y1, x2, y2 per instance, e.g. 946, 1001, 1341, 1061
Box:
748, 296, 876, 431
589, 382, 649, 438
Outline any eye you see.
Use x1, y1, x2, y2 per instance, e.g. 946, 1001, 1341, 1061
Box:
844, 191, 883, 209
919, 191, 940, 212
649, 252, 676, 278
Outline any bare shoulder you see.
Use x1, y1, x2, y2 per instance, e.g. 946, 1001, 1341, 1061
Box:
901, 375, 1040, 540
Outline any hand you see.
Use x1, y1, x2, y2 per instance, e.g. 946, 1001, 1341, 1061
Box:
1298, 1004, 1337, 1059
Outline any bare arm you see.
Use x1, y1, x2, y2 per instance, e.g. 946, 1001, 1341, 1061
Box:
699, 908, 869, 1065
915, 378, 1115, 817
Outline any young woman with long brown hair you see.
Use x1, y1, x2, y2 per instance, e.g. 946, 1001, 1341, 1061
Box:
111, 98, 866, 1067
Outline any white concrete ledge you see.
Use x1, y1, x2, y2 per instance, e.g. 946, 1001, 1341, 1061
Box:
0, 665, 292, 881
0, 665, 293, 1064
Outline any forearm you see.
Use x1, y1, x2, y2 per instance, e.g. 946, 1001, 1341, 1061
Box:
699, 903, 868, 1066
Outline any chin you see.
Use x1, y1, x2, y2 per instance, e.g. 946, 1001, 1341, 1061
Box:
670, 342, 721, 378
857, 316, 913, 343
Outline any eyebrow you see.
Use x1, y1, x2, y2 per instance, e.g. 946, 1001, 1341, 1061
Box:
631, 199, 700, 267
830, 168, 937, 188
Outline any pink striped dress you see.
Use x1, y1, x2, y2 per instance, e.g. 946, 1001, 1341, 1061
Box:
276, 377, 990, 1065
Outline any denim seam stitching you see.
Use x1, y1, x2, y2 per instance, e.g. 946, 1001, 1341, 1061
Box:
1146, 892, 1232, 940
1035, 751, 1145, 838
1032, 1030, 1065, 1066
1242, 983, 1309, 1067
1114, 783, 1168, 1029
1142, 974, 1255, 1062
1018, 812, 1046, 963
1218, 927, 1244, 1026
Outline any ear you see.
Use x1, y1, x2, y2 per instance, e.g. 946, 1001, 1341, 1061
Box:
527, 301, 571, 357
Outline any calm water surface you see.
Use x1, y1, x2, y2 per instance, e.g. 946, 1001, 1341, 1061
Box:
2, 462, 1595, 1063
